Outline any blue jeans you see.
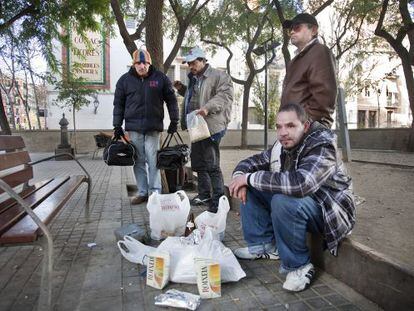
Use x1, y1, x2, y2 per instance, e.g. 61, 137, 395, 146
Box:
128, 131, 161, 196
240, 188, 323, 272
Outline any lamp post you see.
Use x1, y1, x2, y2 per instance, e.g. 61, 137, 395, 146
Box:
252, 40, 280, 150
92, 94, 99, 114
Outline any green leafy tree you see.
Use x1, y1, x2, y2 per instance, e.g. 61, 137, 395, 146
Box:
53, 73, 97, 153
0, 0, 112, 134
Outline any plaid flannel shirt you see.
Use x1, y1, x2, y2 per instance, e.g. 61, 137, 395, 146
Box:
233, 123, 356, 255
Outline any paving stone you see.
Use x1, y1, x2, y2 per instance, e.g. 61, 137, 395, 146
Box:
324, 293, 350, 306
305, 297, 331, 309
312, 284, 336, 296
337, 304, 361, 311
256, 292, 280, 306
285, 301, 311, 311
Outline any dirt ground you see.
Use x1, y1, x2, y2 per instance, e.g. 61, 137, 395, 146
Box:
220, 149, 414, 269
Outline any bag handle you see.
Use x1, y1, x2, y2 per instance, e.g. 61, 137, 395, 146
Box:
160, 132, 185, 149
112, 133, 132, 145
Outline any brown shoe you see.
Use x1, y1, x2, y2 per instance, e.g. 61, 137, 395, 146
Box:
131, 195, 148, 205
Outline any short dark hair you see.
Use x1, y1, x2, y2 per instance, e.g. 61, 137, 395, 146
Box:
278, 103, 308, 123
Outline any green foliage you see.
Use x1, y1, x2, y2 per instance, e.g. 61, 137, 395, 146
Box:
53, 73, 97, 112
0, 0, 113, 71
252, 72, 281, 129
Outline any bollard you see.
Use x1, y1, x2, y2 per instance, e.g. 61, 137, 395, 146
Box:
55, 113, 74, 160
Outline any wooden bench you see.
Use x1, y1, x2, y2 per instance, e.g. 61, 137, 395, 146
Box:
0, 135, 91, 310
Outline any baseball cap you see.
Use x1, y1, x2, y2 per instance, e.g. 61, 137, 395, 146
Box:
132, 49, 152, 65
182, 46, 206, 64
282, 13, 318, 29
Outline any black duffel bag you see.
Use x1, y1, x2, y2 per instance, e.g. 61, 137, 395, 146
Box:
103, 134, 137, 166
157, 132, 190, 170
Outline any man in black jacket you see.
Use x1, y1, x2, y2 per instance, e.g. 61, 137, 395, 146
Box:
113, 49, 179, 204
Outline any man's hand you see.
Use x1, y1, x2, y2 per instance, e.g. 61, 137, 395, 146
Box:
113, 126, 124, 138
173, 80, 183, 91
167, 122, 178, 134
229, 174, 248, 204
196, 108, 208, 117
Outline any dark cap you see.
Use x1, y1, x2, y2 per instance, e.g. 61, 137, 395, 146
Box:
282, 13, 318, 29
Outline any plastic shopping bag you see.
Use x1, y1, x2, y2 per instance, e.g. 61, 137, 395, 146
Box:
186, 110, 210, 143
195, 195, 230, 241
146, 190, 191, 240
158, 228, 246, 284
117, 229, 246, 284
117, 235, 156, 265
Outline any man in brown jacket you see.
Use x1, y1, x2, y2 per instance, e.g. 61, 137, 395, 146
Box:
281, 13, 337, 128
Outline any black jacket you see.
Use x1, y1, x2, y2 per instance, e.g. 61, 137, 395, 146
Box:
113, 66, 179, 133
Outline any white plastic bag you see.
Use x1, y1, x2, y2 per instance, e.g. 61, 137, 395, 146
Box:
186, 110, 210, 143
117, 235, 155, 265
158, 228, 246, 284
195, 195, 230, 241
146, 190, 191, 240
117, 229, 246, 284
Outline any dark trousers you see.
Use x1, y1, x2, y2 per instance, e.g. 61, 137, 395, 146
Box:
191, 137, 224, 209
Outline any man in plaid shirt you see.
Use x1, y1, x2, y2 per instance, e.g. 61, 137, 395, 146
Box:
229, 103, 355, 292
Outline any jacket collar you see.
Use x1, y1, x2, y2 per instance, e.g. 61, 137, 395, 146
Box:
292, 38, 319, 60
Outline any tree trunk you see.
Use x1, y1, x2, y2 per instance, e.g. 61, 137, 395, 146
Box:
241, 77, 254, 149
0, 89, 11, 134
145, 0, 164, 71
72, 104, 77, 154
400, 55, 414, 151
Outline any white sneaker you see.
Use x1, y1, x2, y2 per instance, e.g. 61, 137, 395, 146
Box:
234, 247, 279, 260
283, 263, 315, 292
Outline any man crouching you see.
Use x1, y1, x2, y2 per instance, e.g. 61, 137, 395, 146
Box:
229, 102, 355, 292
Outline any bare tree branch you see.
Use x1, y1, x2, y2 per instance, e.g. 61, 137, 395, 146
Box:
0, 4, 38, 32
110, 0, 137, 55
312, 0, 334, 16
130, 17, 147, 41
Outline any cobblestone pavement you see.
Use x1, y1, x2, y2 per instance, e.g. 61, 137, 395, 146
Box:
0, 154, 380, 310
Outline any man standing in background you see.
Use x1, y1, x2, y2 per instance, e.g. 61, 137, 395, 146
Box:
173, 46, 233, 212
281, 13, 337, 128
113, 49, 179, 204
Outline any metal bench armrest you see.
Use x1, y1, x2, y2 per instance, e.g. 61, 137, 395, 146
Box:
29, 153, 91, 182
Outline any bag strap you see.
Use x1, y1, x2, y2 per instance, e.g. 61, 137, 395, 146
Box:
112, 133, 132, 145
160, 132, 185, 149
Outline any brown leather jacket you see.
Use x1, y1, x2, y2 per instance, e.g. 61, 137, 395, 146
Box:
281, 40, 337, 128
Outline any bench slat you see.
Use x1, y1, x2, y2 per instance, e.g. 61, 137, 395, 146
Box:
0, 136, 25, 151
0, 175, 87, 244
0, 179, 52, 213
0, 177, 70, 235
0, 151, 31, 170
0, 166, 33, 195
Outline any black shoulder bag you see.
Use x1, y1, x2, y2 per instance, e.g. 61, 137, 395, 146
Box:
103, 134, 137, 166
157, 132, 190, 170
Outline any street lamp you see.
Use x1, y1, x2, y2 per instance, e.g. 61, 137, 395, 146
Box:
252, 40, 280, 150
92, 94, 99, 114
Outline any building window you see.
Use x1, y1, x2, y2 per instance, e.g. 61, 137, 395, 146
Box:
364, 86, 370, 97
358, 110, 366, 128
